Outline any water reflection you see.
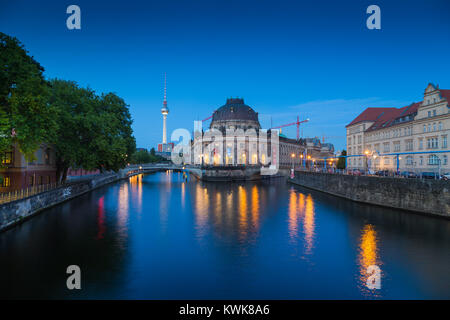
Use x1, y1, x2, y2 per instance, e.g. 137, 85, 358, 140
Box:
117, 183, 129, 247
287, 189, 316, 255
191, 182, 265, 247
303, 194, 315, 255
96, 196, 105, 240
357, 224, 382, 298
0, 172, 449, 299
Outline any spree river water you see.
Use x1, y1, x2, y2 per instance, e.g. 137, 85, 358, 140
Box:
0, 172, 449, 299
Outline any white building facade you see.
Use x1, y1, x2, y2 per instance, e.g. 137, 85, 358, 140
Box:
346, 84, 449, 174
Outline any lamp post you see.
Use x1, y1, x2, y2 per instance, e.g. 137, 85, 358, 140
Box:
291, 153, 295, 169
300, 154, 304, 169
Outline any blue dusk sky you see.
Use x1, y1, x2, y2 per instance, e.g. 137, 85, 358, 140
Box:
1, 0, 449, 151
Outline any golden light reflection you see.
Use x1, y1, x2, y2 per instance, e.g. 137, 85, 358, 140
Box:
181, 182, 185, 209
215, 192, 222, 224
303, 194, 315, 254
129, 174, 143, 214
288, 190, 298, 243
194, 184, 209, 238
357, 224, 382, 297
238, 186, 248, 240
251, 185, 259, 230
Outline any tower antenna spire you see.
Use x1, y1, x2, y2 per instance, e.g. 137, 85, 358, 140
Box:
163, 72, 167, 107
161, 72, 169, 144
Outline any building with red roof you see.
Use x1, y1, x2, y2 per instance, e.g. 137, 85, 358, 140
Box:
346, 83, 449, 174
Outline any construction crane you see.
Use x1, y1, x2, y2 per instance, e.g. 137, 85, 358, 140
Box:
202, 110, 216, 123
270, 116, 309, 140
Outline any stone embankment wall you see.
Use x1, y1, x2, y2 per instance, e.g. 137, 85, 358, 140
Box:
289, 171, 449, 218
0, 171, 131, 232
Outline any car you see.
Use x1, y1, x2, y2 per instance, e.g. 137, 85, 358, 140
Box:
348, 169, 361, 176
375, 170, 389, 177
400, 171, 418, 178
421, 172, 439, 179
441, 173, 450, 181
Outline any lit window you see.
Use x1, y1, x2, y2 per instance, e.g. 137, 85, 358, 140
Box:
1, 176, 10, 187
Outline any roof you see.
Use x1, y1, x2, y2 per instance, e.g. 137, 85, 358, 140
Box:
346, 107, 397, 127
211, 98, 260, 123
364, 102, 422, 132
439, 89, 450, 102
348, 86, 450, 132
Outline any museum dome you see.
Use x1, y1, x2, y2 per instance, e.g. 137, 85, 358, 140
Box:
211, 98, 261, 129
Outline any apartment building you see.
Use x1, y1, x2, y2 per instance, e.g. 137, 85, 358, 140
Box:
346, 83, 449, 174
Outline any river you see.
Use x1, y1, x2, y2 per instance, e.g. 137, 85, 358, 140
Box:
0, 171, 449, 299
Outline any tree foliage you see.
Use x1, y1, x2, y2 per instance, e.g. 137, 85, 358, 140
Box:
337, 150, 347, 169
48, 79, 136, 181
130, 148, 164, 164
0, 32, 56, 161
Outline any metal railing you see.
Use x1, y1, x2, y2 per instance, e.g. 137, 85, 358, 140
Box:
0, 182, 65, 205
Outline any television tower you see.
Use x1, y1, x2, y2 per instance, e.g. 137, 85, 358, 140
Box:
161, 72, 169, 144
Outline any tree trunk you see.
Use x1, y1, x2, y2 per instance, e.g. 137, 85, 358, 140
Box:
62, 166, 69, 183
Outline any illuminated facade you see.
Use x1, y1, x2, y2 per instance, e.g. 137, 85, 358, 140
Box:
346, 83, 450, 173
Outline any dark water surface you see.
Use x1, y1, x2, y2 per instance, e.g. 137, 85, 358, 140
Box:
0, 172, 449, 299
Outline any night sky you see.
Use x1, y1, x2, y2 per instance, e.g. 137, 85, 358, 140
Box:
1, 0, 449, 151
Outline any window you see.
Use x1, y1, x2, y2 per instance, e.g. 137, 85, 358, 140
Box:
444, 155, 448, 166
405, 139, 413, 151
428, 111, 431, 117
419, 156, 423, 165
383, 142, 390, 153
394, 141, 400, 152
384, 157, 390, 165
427, 137, 438, 149
433, 123, 436, 131
428, 124, 431, 132
423, 125, 426, 133
419, 139, 423, 150
28, 175, 34, 186
406, 156, 413, 166
433, 110, 436, 116
443, 135, 448, 148
428, 154, 440, 165
1, 176, 10, 187
2, 151, 13, 165
439, 122, 443, 131
357, 135, 362, 144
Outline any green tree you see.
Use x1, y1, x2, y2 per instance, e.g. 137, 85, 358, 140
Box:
48, 79, 136, 182
0, 32, 56, 161
337, 150, 347, 169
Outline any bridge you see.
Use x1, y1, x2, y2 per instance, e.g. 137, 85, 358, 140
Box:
123, 163, 184, 176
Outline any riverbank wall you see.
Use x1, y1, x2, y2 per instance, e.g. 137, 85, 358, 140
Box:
0, 171, 132, 232
288, 171, 449, 218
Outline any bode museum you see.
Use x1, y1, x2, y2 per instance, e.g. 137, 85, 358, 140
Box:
188, 98, 334, 179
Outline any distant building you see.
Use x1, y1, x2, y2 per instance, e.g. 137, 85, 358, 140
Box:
136, 147, 147, 152
346, 83, 449, 173
0, 143, 57, 192
192, 98, 334, 168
